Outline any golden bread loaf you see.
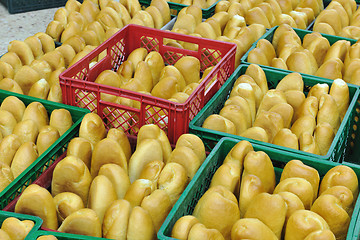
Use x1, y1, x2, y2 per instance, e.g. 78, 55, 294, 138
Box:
15, 184, 58, 230
53, 192, 85, 223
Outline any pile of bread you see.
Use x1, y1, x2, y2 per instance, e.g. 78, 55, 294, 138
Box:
247, 23, 360, 85
0, 96, 74, 192
313, 0, 360, 40
13, 113, 206, 239
215, 0, 323, 29
168, 5, 267, 66
167, 0, 218, 10
202, 63, 349, 155
171, 140, 359, 240
45, 0, 171, 43
0, 216, 35, 240
0, 0, 171, 103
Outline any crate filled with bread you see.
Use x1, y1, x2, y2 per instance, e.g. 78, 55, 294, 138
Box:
59, 24, 236, 144
2, 112, 208, 239
241, 24, 360, 85
0, 210, 43, 240
0, 89, 89, 210
189, 64, 360, 163
159, 137, 360, 240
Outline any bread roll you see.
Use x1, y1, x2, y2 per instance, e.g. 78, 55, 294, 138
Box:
22, 102, 49, 130
66, 137, 92, 169
239, 173, 265, 218
240, 126, 269, 143
0, 230, 11, 240
291, 115, 316, 138
0, 134, 21, 166
168, 146, 201, 180
98, 163, 130, 199
107, 129, 131, 159
274, 177, 314, 209
138, 160, 165, 187
308, 84, 329, 102
223, 140, 253, 170
324, 40, 350, 63
13, 120, 39, 144
171, 215, 200, 239
293, 96, 318, 122
0, 52, 22, 72
0, 61, 14, 80
329, 79, 349, 120
224, 96, 252, 127
280, 160, 320, 201
27, 79, 50, 99
210, 163, 241, 196
8, 40, 34, 65
231, 218, 278, 240
79, 113, 106, 147
91, 138, 128, 177
53, 192, 85, 223
244, 193, 287, 238
0, 109, 17, 137
15, 184, 58, 230
0, 161, 14, 192
49, 109, 73, 136
285, 210, 330, 240
321, 186, 354, 215
311, 194, 350, 240
202, 114, 236, 135
278, 191, 305, 225
124, 179, 155, 208
303, 32, 330, 67
188, 223, 225, 240
276, 72, 304, 92
87, 175, 117, 224
36, 235, 58, 240
0, 96, 25, 122
257, 90, 287, 116
253, 111, 284, 142
11, 142, 39, 178
126, 206, 156, 240
1, 217, 34, 240
304, 229, 336, 240
287, 49, 319, 75
36, 125, 60, 155
299, 132, 321, 154
158, 162, 188, 205
136, 124, 171, 160
317, 94, 341, 132
58, 208, 102, 237
229, 83, 256, 123
319, 165, 359, 198
193, 185, 240, 239
0, 78, 23, 94
141, 189, 172, 231
314, 122, 335, 156
102, 199, 131, 239
272, 128, 299, 149
284, 90, 306, 119
52, 156, 92, 205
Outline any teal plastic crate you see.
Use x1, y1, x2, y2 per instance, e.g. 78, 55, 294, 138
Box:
0, 0, 83, 14
189, 64, 360, 163
138, 0, 220, 19
0, 210, 43, 240
0, 89, 90, 209
31, 230, 105, 240
241, 26, 357, 78
158, 137, 360, 240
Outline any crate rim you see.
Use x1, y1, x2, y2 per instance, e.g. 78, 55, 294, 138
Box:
189, 63, 360, 161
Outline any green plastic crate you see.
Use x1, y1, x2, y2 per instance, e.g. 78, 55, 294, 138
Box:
0, 210, 43, 240
138, 0, 220, 19
189, 64, 360, 163
0, 0, 83, 14
241, 26, 357, 78
31, 230, 105, 240
158, 137, 360, 240
0, 89, 90, 209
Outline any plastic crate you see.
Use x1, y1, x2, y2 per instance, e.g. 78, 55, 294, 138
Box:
59, 24, 236, 144
138, 0, 220, 19
158, 137, 360, 240
0, 0, 83, 14
0, 210, 43, 240
241, 26, 357, 77
0, 89, 90, 210
189, 64, 360, 163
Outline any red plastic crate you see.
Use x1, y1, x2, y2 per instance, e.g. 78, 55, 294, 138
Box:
59, 24, 236, 144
